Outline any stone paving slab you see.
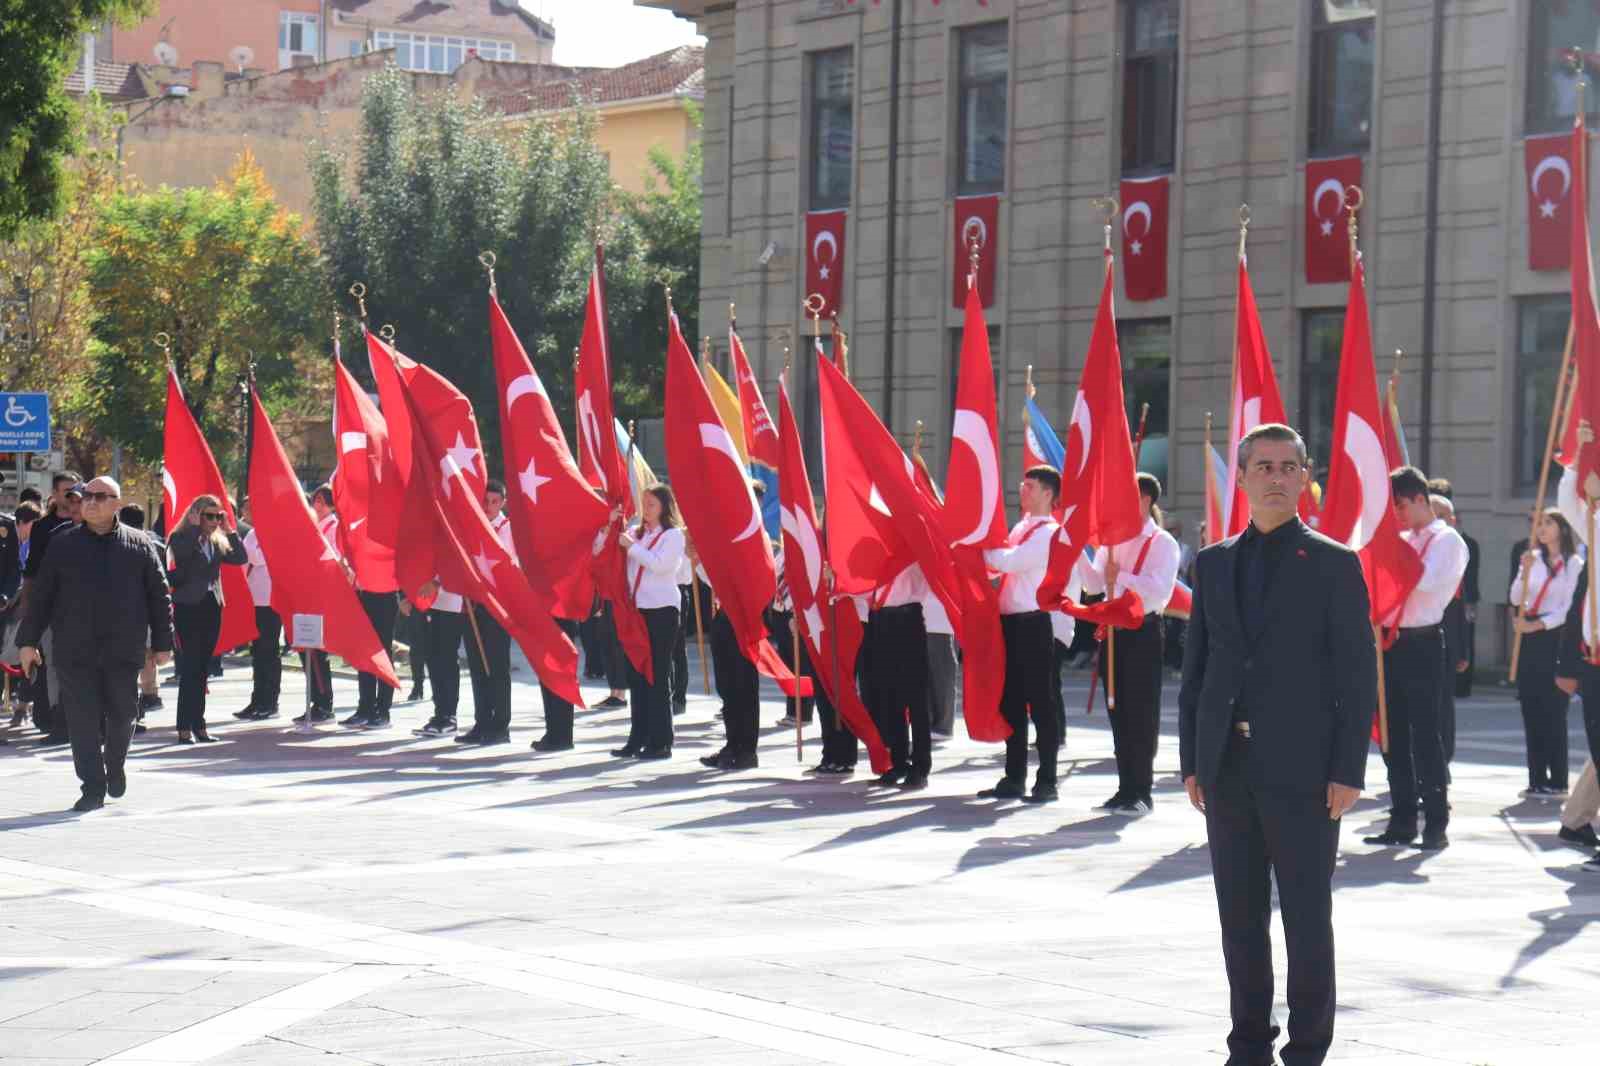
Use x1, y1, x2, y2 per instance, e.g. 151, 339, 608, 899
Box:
0, 657, 1597, 1064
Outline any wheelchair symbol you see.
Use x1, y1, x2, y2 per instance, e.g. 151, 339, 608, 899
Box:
4, 397, 37, 428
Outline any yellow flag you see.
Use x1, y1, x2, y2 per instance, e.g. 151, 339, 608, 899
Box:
703, 363, 750, 465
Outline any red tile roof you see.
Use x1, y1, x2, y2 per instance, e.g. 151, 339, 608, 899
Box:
63, 60, 149, 101
493, 45, 704, 116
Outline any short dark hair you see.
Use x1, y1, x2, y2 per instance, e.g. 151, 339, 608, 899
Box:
14, 501, 41, 525
118, 503, 146, 529
52, 472, 80, 490
1236, 423, 1308, 471
1136, 472, 1162, 503
485, 478, 507, 496
1390, 465, 1430, 502
1024, 465, 1061, 498
18, 487, 41, 505
311, 484, 335, 509
1426, 476, 1453, 500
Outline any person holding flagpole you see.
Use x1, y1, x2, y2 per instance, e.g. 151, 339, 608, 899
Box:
1507, 507, 1581, 797
866, 562, 934, 790
461, 480, 516, 746
167, 494, 247, 743
615, 485, 685, 760
295, 486, 340, 724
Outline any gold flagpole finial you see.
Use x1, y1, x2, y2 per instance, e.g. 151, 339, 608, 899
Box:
664, 285, 674, 315
913, 419, 925, 459
378, 324, 396, 343
804, 293, 824, 337
1237, 204, 1251, 262
700, 334, 712, 371
478, 251, 497, 297
782, 345, 791, 374
154, 331, 172, 358
332, 310, 341, 341
348, 282, 368, 327
729, 301, 736, 325
1025, 363, 1036, 402
1393, 347, 1404, 378
1092, 196, 1119, 253
1344, 185, 1365, 271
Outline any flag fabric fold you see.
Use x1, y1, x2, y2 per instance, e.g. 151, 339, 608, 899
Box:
730, 326, 782, 538
1225, 257, 1289, 538
331, 350, 400, 593
1563, 108, 1600, 508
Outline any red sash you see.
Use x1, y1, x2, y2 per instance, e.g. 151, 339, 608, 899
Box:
629, 527, 668, 602
1527, 557, 1565, 619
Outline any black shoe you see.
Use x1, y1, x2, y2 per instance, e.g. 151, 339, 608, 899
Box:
194, 731, 220, 743
636, 745, 671, 760
340, 711, 372, 728
477, 731, 510, 746
233, 705, 256, 720
245, 706, 279, 721
455, 729, 485, 744
361, 715, 392, 731
1096, 792, 1128, 811
899, 772, 928, 791
819, 763, 855, 776
1584, 853, 1600, 873
532, 737, 573, 752
37, 733, 69, 747
672, 701, 687, 715
208, 663, 224, 678
1418, 829, 1450, 851
699, 750, 727, 768
1022, 783, 1059, 804
719, 751, 758, 770
1560, 824, 1600, 850
138, 694, 163, 712
598, 696, 628, 709
107, 770, 126, 799
414, 718, 456, 737
72, 794, 104, 812
133, 722, 147, 734
978, 778, 1026, 800
176, 735, 195, 745
611, 745, 641, 758
406, 686, 425, 703
306, 707, 334, 722
1363, 827, 1418, 846
874, 768, 907, 787
1110, 797, 1152, 817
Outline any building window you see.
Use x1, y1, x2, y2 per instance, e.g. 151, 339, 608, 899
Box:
279, 11, 318, 68
1308, 0, 1375, 156
1117, 319, 1171, 486
373, 30, 514, 73
1527, 4, 1600, 133
956, 22, 1008, 195
1517, 296, 1571, 494
809, 49, 854, 210
1300, 310, 1344, 474
1122, 0, 1179, 175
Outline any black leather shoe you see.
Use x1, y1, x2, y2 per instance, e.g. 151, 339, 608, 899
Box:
899, 772, 929, 791
1560, 824, 1600, 850
699, 751, 726, 768
978, 778, 1025, 800
73, 794, 104, 812
719, 751, 758, 770
1022, 783, 1060, 804
176, 735, 196, 745
194, 731, 220, 743
531, 737, 573, 752
1418, 829, 1450, 851
636, 746, 672, 760
477, 731, 510, 746
107, 770, 126, 799
37, 733, 69, 747
611, 745, 641, 758
340, 711, 372, 728
1096, 792, 1128, 811
598, 696, 628, 709
1363, 828, 1418, 846
233, 705, 256, 720
874, 768, 907, 787
454, 729, 484, 744
245, 706, 280, 720
406, 686, 425, 703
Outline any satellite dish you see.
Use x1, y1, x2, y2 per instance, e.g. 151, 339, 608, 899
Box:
229, 45, 254, 71
153, 40, 178, 65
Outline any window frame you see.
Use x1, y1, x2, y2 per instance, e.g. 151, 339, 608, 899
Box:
955, 20, 1009, 197
279, 11, 319, 65
372, 30, 513, 72
1307, 0, 1376, 158
1116, 317, 1172, 485
1525, 3, 1600, 134
1121, 0, 1180, 177
1514, 295, 1572, 495
1298, 309, 1345, 474
807, 47, 855, 212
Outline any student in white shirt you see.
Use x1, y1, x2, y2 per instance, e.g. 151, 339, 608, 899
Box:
868, 561, 933, 789
236, 504, 283, 721
294, 485, 340, 723
1509, 507, 1582, 797
411, 577, 464, 738
461, 480, 516, 745
1081, 473, 1180, 815
1555, 461, 1600, 868
615, 484, 686, 760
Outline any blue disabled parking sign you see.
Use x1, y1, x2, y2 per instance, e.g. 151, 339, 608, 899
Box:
0, 393, 50, 452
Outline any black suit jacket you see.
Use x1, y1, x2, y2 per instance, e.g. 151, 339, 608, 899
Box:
167, 524, 246, 606
1179, 519, 1378, 795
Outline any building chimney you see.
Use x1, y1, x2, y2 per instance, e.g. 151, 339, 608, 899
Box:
82, 33, 96, 93
192, 60, 224, 98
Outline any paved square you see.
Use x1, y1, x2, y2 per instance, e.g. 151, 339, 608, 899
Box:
1, 655, 1595, 1065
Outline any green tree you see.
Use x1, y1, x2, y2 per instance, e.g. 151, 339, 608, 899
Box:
84, 153, 324, 467
0, 0, 151, 238
309, 65, 696, 464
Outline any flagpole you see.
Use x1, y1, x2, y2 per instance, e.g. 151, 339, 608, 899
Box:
1204, 411, 1214, 547
684, 331, 710, 696
1224, 206, 1249, 533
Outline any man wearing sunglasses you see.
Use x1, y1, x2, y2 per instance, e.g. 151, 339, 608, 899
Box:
17, 477, 174, 812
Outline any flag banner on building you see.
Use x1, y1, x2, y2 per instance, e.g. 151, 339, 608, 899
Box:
332, 350, 400, 594
1225, 257, 1289, 538
1527, 132, 1577, 272
249, 391, 398, 687
776, 372, 890, 773
730, 326, 782, 538
161, 367, 257, 654
1305, 155, 1363, 283
488, 293, 609, 621
804, 208, 847, 317
952, 193, 1000, 308
1119, 175, 1169, 302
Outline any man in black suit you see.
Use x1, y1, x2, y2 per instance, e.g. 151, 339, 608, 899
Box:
1181, 424, 1378, 1066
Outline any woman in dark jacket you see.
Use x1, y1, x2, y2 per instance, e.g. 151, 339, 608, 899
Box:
168, 494, 246, 742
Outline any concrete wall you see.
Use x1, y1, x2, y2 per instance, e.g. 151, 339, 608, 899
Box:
594, 101, 698, 196
689, 0, 1549, 667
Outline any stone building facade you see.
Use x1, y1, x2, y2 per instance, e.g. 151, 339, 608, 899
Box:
644, 0, 1591, 666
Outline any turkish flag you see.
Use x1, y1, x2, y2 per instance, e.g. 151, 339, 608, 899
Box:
161, 368, 257, 654
729, 325, 781, 538
1305, 156, 1363, 284
952, 194, 999, 308
248, 391, 398, 687
1038, 256, 1143, 610
815, 354, 1009, 741
1318, 255, 1422, 626
1566, 114, 1600, 508
1528, 132, 1576, 272
944, 280, 1008, 550
331, 351, 400, 593
664, 309, 792, 685
777, 372, 890, 773
1119, 176, 1169, 301
488, 293, 608, 620
804, 209, 847, 317
1224, 257, 1289, 538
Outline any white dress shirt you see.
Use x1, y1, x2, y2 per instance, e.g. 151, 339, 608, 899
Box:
984, 515, 1058, 616
1393, 518, 1469, 628
1558, 465, 1598, 646
1508, 552, 1582, 628
922, 589, 953, 635
490, 512, 518, 566
626, 524, 687, 610
243, 527, 272, 607
878, 562, 929, 608
1080, 517, 1180, 615
431, 579, 463, 613
675, 554, 694, 586
316, 512, 342, 562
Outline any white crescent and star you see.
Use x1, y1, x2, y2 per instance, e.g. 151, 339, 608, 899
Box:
505, 372, 548, 409
699, 422, 762, 542
962, 215, 989, 251
1341, 412, 1389, 551
1122, 201, 1153, 255
1531, 155, 1572, 219
161, 469, 177, 518
519, 455, 550, 503
1068, 390, 1093, 480
471, 547, 500, 585
951, 409, 1001, 545
339, 431, 368, 455
812, 229, 839, 280
1312, 178, 1346, 237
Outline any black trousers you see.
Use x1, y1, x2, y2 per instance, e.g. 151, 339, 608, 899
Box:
804, 637, 860, 766
626, 606, 679, 750
1099, 616, 1164, 799
927, 632, 957, 734
250, 605, 282, 711
868, 604, 930, 775
1516, 628, 1571, 790
1000, 611, 1059, 787
579, 602, 606, 679
541, 618, 579, 745
425, 609, 463, 720
301, 649, 332, 711
1206, 734, 1340, 1066
1574, 657, 1600, 771
59, 660, 140, 800
601, 603, 630, 690
356, 590, 399, 717
466, 603, 511, 735
173, 599, 222, 733
670, 585, 691, 706
402, 607, 429, 692
1438, 643, 1457, 767
1052, 638, 1069, 736
1381, 629, 1449, 829
713, 610, 759, 754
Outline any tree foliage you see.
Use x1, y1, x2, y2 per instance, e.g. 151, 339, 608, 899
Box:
0, 0, 151, 238
85, 153, 325, 467
309, 65, 701, 464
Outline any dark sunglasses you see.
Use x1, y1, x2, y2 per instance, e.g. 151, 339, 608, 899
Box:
81, 491, 119, 502
200, 511, 225, 521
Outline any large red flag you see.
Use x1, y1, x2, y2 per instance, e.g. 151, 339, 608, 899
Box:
945, 279, 1008, 550
1318, 254, 1421, 627
331, 351, 400, 593
374, 338, 585, 707
488, 293, 607, 619
1224, 257, 1289, 537
1527, 132, 1577, 272
248, 391, 398, 687
730, 323, 781, 537
777, 371, 889, 773
367, 333, 437, 606
162, 368, 256, 654
1120, 175, 1169, 302
1566, 109, 1600, 508
815, 354, 1008, 741
664, 308, 792, 684
1306, 156, 1362, 283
